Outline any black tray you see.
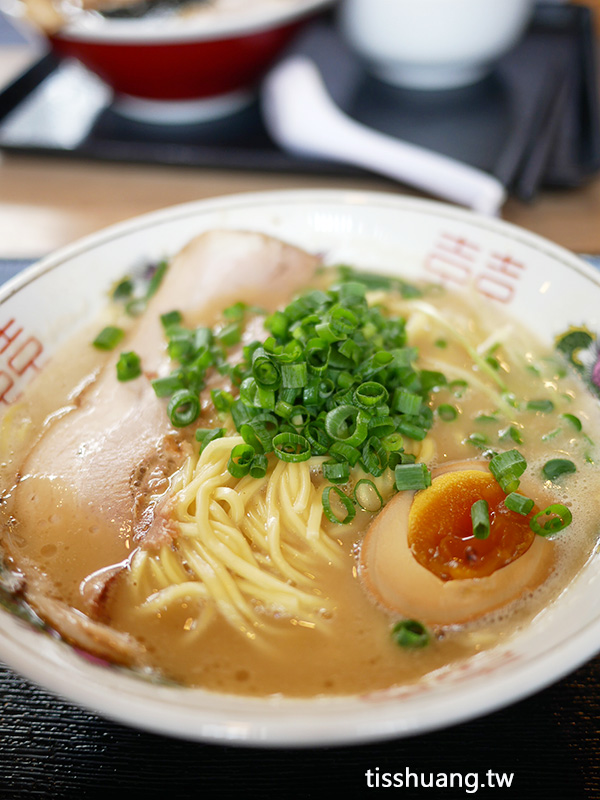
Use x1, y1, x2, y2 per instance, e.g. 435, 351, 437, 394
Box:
0, 4, 598, 201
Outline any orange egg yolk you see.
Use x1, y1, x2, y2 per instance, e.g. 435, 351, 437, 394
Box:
408, 470, 537, 581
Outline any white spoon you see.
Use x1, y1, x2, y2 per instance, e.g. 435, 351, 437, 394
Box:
261, 56, 507, 217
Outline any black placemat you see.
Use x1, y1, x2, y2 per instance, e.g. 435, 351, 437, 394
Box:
0, 4, 598, 202
1, 258, 600, 799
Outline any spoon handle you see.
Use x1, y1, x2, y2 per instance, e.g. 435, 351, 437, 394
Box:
262, 57, 507, 217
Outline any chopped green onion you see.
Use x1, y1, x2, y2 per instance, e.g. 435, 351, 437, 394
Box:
318, 378, 335, 399
239, 377, 259, 408
542, 458, 576, 482
112, 277, 133, 300
437, 404, 457, 422
281, 362, 308, 389
211, 388, 234, 413
160, 310, 182, 330
354, 479, 383, 512
223, 301, 247, 322
303, 379, 321, 407
336, 280, 367, 305
420, 370, 447, 393
195, 427, 225, 448
396, 420, 428, 441
305, 338, 330, 373
561, 413, 582, 432
93, 326, 124, 351
530, 503, 572, 536
274, 399, 294, 419
467, 432, 489, 449
116, 351, 142, 382
555, 328, 595, 370
336, 371, 355, 390
542, 428, 562, 442
257, 384, 276, 412
325, 405, 369, 447
146, 260, 168, 299
476, 413, 499, 424
151, 373, 185, 398
249, 453, 268, 479
314, 321, 344, 344
248, 412, 279, 446
322, 460, 351, 484
449, 379, 468, 398
289, 405, 310, 429
356, 350, 394, 380
527, 399, 555, 413
368, 415, 396, 439
230, 400, 253, 429
354, 381, 388, 409
337, 265, 421, 298
471, 499, 490, 539
167, 330, 195, 362
252, 349, 281, 389
391, 619, 430, 649
322, 485, 356, 524
394, 462, 431, 492
381, 432, 404, 452
272, 432, 311, 463
240, 423, 267, 453
499, 425, 523, 445
360, 436, 388, 477
329, 441, 361, 466
125, 297, 146, 317
504, 492, 534, 515
338, 339, 361, 364
329, 304, 359, 335
269, 340, 304, 365
489, 449, 527, 493
304, 422, 331, 456
218, 322, 243, 347
227, 443, 255, 478
167, 389, 200, 427
265, 310, 289, 339
393, 388, 422, 416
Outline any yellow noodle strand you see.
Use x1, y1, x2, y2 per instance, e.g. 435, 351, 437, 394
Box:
126, 436, 344, 639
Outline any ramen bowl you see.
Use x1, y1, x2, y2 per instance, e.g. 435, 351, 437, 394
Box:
1, 190, 600, 746
5, 0, 333, 121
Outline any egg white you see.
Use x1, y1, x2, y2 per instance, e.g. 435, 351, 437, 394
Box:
359, 461, 555, 626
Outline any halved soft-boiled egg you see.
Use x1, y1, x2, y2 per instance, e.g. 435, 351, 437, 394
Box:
360, 460, 555, 626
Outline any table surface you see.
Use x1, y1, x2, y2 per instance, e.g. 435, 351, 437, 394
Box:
1, 33, 600, 800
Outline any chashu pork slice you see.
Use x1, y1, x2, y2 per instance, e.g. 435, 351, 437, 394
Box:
5, 230, 319, 662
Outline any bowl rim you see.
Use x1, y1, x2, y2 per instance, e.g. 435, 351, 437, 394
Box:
2, 188, 600, 747
49, 0, 334, 45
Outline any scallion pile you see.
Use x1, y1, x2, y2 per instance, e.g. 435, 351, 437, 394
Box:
150, 273, 439, 520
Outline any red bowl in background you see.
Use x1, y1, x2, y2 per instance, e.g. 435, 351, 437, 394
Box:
50, 20, 303, 102
18, 0, 335, 121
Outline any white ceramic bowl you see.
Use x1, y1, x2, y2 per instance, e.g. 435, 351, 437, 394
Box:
339, 0, 535, 90
1, 189, 600, 746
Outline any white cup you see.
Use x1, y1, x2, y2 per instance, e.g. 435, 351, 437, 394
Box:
339, 0, 536, 90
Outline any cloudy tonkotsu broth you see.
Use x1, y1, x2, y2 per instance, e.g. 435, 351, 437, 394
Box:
1, 230, 599, 697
